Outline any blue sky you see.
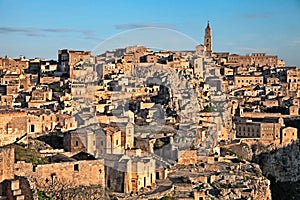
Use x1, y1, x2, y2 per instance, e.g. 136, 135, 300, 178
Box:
0, 0, 300, 66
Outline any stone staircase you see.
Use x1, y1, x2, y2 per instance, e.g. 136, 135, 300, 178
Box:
150, 153, 175, 167
0, 179, 25, 200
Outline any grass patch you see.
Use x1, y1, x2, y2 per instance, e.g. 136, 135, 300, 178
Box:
12, 143, 49, 165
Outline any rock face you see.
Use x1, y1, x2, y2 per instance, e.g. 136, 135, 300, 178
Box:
255, 142, 300, 183
253, 142, 300, 200
130, 158, 272, 200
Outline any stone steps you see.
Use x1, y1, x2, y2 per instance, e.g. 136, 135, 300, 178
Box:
1, 179, 25, 200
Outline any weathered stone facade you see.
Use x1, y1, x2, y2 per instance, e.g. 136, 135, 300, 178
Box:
15, 159, 105, 189
0, 110, 28, 146
0, 147, 14, 182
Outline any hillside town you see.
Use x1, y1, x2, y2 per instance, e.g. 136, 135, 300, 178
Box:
0, 22, 299, 200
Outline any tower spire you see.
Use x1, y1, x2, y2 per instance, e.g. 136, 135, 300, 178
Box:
204, 21, 212, 52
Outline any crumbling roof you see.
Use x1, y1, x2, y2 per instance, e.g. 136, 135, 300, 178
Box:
50, 154, 76, 163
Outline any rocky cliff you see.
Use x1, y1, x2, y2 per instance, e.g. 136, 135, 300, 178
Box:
253, 142, 300, 200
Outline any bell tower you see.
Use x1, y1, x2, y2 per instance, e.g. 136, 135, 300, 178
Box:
204, 21, 212, 52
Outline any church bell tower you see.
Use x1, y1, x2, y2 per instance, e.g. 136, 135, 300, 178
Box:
204, 21, 212, 52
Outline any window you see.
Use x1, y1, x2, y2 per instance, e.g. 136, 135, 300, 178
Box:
74, 164, 79, 171
30, 124, 35, 133
116, 140, 118, 145
75, 140, 79, 147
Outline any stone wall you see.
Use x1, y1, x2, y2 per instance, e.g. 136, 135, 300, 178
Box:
177, 150, 198, 165
0, 111, 28, 146
0, 147, 14, 182
15, 159, 105, 189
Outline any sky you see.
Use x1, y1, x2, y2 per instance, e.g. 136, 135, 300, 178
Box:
0, 0, 300, 66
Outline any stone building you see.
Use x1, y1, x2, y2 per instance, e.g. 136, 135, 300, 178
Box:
56, 114, 77, 132
30, 85, 52, 102
0, 95, 13, 109
0, 147, 26, 200
130, 154, 156, 192
140, 54, 158, 63
234, 75, 264, 88
0, 110, 28, 146
125, 45, 149, 63
289, 105, 299, 115
101, 126, 123, 155
27, 109, 57, 135
28, 58, 41, 74
40, 60, 58, 73
15, 159, 105, 189
0, 56, 28, 73
63, 125, 101, 156
123, 54, 134, 63
105, 154, 131, 193
64, 130, 89, 153
123, 122, 134, 149
58, 49, 92, 78
1, 72, 20, 85
226, 53, 284, 67
235, 116, 297, 144
287, 67, 300, 84
262, 99, 279, 107
64, 122, 132, 157
0, 147, 14, 182
26, 110, 76, 135
105, 151, 156, 194
281, 127, 297, 145
6, 84, 19, 97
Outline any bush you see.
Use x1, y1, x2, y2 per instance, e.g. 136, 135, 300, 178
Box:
37, 190, 52, 200
201, 105, 212, 112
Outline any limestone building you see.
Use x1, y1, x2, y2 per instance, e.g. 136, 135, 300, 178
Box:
58, 49, 92, 78
105, 150, 156, 194
0, 110, 28, 146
